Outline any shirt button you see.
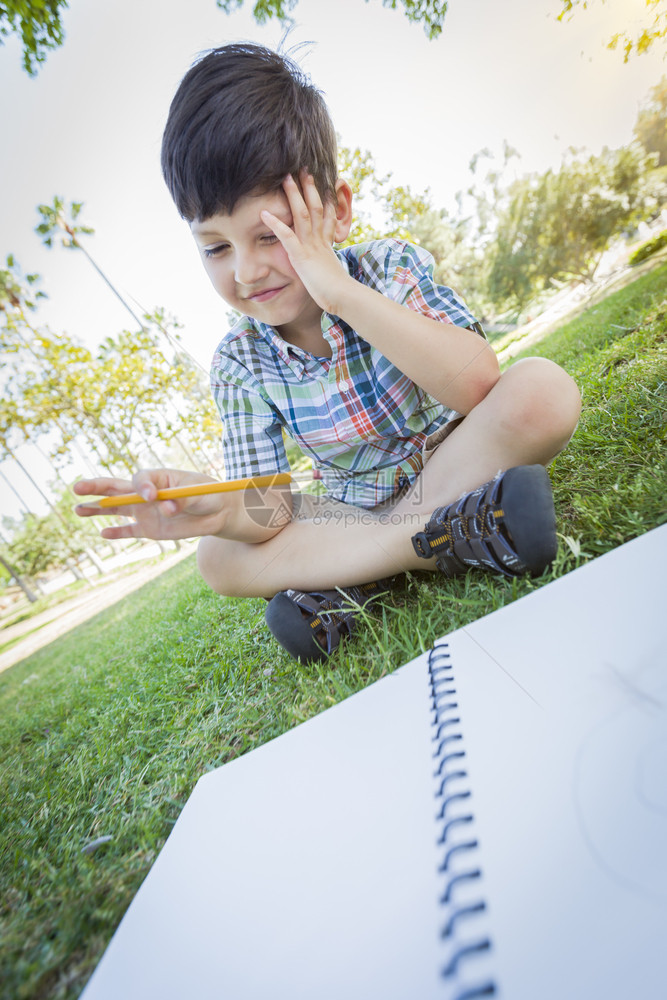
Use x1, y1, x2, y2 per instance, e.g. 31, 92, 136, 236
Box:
339, 380, 349, 393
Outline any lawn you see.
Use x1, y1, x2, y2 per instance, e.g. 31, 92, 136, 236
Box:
1, 262, 665, 999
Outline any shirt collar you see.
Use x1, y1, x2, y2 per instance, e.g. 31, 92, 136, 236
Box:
237, 314, 344, 379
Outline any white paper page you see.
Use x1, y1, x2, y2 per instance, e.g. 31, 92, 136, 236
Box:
433, 526, 666, 999
81, 652, 447, 999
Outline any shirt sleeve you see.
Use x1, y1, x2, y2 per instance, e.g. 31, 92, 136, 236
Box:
377, 241, 480, 328
210, 364, 289, 480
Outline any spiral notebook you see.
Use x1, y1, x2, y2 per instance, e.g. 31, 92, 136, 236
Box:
80, 525, 666, 999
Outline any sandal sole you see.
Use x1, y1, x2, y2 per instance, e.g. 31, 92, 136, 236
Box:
500, 465, 558, 576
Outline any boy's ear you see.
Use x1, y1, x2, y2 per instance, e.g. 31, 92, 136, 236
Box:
332, 179, 353, 244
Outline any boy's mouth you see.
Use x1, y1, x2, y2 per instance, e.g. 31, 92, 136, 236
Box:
246, 285, 286, 303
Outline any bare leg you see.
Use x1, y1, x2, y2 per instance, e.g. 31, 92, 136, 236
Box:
198, 358, 581, 597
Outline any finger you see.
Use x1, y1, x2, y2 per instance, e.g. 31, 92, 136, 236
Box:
321, 197, 337, 243
99, 523, 144, 540
75, 500, 135, 517
131, 469, 180, 497
75, 496, 179, 518
260, 208, 294, 244
157, 500, 179, 516
74, 502, 107, 517
300, 171, 325, 217
298, 172, 333, 243
260, 208, 299, 260
282, 174, 313, 237
73, 477, 133, 497
135, 480, 158, 502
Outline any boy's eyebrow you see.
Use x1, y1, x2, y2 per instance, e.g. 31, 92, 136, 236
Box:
190, 219, 230, 238
191, 225, 227, 239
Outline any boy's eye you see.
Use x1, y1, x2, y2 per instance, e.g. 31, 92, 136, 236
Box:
203, 244, 229, 258
260, 234, 279, 244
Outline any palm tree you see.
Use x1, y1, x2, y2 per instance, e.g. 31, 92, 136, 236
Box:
34, 199, 220, 478
35, 197, 204, 369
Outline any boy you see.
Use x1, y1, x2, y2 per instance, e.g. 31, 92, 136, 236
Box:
74, 43, 581, 662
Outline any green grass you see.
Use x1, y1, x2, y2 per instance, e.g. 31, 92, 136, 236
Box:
1, 263, 666, 999
511, 262, 666, 554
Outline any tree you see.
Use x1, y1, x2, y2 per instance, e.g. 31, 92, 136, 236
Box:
0, 547, 38, 603
1, 256, 223, 481
540, 144, 662, 282
92, 322, 223, 473
485, 143, 663, 309
634, 76, 667, 167
0, 254, 44, 312
36, 196, 205, 371
1, 261, 122, 475
2, 267, 192, 563
4, 487, 105, 581
485, 176, 543, 311
6, 511, 75, 580
336, 143, 485, 310
2, 0, 448, 75
0, 398, 94, 581
387, 193, 486, 312
558, 0, 667, 61
336, 144, 390, 246
437, 141, 526, 313
0, 0, 68, 75
216, 0, 448, 38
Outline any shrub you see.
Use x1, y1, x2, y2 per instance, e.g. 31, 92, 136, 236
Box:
629, 229, 667, 265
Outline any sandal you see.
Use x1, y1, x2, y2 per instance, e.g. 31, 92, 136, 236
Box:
411, 465, 557, 578
265, 580, 390, 663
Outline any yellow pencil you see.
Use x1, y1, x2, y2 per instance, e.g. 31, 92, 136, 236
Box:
93, 473, 293, 508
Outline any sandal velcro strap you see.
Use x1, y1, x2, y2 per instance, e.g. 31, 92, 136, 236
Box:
412, 466, 558, 579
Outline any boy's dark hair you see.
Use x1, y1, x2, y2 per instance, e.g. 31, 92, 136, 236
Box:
161, 43, 338, 222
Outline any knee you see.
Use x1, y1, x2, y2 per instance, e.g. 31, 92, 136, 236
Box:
499, 357, 581, 453
197, 535, 244, 597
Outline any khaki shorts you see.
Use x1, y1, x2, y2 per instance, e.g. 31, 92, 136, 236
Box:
292, 417, 464, 524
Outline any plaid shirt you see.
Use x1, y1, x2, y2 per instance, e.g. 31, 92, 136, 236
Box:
210, 239, 481, 507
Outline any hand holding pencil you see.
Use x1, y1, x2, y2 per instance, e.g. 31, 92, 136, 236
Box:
73, 468, 294, 543
82, 472, 293, 508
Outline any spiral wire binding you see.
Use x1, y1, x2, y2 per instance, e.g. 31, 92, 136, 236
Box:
428, 643, 496, 999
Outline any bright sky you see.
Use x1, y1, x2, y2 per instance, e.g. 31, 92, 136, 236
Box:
1, 0, 666, 519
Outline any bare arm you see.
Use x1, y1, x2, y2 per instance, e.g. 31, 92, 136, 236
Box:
324, 280, 499, 413
261, 173, 500, 414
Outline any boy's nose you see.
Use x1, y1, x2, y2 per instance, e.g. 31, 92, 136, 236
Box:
234, 252, 269, 287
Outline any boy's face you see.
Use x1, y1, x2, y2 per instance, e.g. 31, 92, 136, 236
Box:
190, 189, 323, 341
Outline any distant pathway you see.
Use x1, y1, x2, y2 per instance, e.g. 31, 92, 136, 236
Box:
0, 543, 197, 675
